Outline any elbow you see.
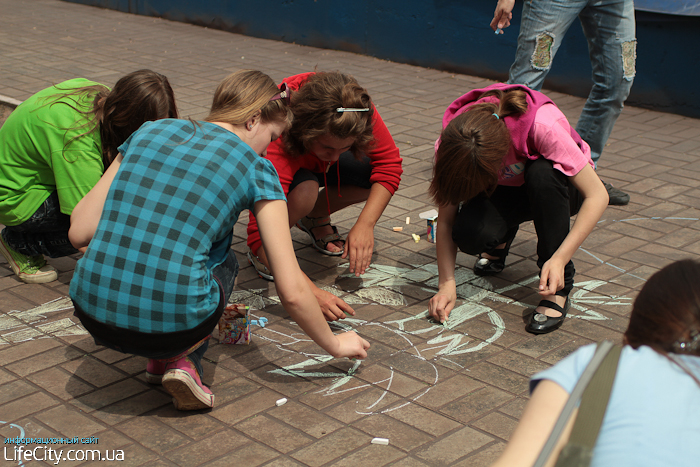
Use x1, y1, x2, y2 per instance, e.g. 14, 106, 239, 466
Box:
598, 178, 610, 206
596, 185, 609, 210
68, 224, 90, 251
276, 277, 311, 317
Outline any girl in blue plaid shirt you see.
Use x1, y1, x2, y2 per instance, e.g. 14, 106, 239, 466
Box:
69, 70, 370, 411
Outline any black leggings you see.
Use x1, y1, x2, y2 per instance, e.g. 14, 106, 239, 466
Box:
452, 158, 584, 295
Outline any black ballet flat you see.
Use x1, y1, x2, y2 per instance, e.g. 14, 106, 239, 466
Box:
474, 252, 507, 276
474, 236, 515, 277
526, 296, 570, 334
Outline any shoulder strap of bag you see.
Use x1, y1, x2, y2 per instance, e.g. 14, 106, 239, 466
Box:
564, 342, 622, 449
532, 340, 616, 467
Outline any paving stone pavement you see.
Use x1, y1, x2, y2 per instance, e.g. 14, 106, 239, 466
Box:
1, 1, 700, 465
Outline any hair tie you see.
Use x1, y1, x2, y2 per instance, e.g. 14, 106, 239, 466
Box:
673, 329, 700, 354
337, 107, 370, 112
492, 113, 500, 120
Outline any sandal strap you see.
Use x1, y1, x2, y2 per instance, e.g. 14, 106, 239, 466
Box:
299, 215, 332, 230
318, 231, 343, 246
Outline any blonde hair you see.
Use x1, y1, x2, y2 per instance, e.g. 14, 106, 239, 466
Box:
205, 70, 292, 127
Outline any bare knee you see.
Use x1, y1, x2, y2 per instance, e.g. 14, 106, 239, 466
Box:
287, 180, 319, 226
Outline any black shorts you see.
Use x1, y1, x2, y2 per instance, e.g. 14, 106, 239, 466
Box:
288, 152, 372, 192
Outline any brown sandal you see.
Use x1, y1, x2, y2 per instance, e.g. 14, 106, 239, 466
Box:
295, 216, 345, 256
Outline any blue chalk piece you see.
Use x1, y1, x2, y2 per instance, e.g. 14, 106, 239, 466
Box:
251, 318, 268, 328
495, 28, 502, 35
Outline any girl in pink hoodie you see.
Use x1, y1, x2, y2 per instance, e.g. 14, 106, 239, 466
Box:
428, 84, 608, 334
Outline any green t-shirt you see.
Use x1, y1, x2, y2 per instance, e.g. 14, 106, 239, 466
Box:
0, 78, 106, 225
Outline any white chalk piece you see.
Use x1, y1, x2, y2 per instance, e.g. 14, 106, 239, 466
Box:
406, 216, 410, 225
371, 438, 389, 445
419, 209, 438, 220
275, 398, 288, 406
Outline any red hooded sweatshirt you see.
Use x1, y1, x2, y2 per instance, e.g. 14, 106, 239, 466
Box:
246, 72, 403, 255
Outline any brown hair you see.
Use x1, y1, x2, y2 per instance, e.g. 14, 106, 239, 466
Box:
98, 70, 178, 166
205, 70, 292, 129
284, 71, 374, 158
429, 88, 528, 206
49, 69, 178, 168
625, 259, 700, 357
625, 259, 700, 386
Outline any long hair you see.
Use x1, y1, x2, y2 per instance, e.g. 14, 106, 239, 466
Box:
429, 88, 528, 206
98, 70, 178, 166
626, 259, 700, 356
47, 70, 178, 168
625, 259, 700, 385
205, 70, 292, 127
284, 71, 374, 158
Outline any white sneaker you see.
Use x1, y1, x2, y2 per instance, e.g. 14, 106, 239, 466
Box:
0, 234, 58, 283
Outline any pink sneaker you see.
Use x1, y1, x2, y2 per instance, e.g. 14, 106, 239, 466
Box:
161, 357, 214, 410
146, 359, 166, 385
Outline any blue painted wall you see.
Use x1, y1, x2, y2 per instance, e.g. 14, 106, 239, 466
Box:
64, 0, 700, 118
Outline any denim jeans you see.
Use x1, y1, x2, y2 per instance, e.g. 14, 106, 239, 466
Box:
452, 159, 584, 295
2, 191, 79, 258
508, 0, 636, 165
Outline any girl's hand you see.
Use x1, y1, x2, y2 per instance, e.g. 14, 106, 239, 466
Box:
343, 222, 374, 276
314, 288, 356, 321
333, 331, 371, 359
429, 281, 457, 324
539, 257, 566, 297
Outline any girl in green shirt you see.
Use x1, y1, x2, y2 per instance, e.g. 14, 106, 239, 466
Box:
0, 69, 178, 283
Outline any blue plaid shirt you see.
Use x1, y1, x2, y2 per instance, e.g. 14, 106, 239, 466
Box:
70, 119, 285, 333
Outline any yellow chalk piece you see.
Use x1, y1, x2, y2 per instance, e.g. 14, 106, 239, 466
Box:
393, 227, 403, 232
406, 216, 410, 224
411, 233, 420, 243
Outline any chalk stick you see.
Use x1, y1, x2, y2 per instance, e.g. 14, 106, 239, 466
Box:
392, 226, 403, 232
275, 398, 287, 406
371, 438, 389, 445
495, 28, 503, 35
411, 233, 420, 243
406, 216, 410, 224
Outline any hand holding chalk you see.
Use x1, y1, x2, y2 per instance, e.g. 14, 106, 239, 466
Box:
333, 331, 371, 360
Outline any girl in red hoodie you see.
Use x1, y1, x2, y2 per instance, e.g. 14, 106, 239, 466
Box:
246, 72, 402, 320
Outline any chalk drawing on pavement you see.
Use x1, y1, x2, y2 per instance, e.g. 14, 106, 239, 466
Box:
235, 260, 628, 415
0, 297, 87, 345
237, 215, 700, 414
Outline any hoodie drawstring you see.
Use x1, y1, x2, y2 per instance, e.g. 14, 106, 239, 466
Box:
336, 162, 342, 199
322, 161, 342, 218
